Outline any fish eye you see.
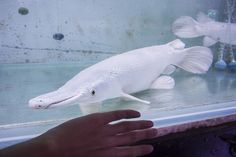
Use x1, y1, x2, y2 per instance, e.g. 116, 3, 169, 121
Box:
91, 90, 95, 96
39, 100, 42, 102
38, 105, 42, 108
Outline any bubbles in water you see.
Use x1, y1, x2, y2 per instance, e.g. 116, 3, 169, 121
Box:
207, 9, 218, 20
53, 33, 64, 40
18, 7, 29, 15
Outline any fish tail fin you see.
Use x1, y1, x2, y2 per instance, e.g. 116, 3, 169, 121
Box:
172, 16, 203, 38
176, 46, 213, 74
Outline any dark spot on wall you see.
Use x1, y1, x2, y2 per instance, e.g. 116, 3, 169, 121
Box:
142, 18, 151, 25
81, 50, 86, 54
126, 29, 134, 38
53, 33, 64, 40
4, 85, 12, 90
18, 7, 29, 15
0, 21, 7, 30
57, 53, 63, 59
76, 25, 84, 35
24, 25, 27, 28
25, 59, 30, 63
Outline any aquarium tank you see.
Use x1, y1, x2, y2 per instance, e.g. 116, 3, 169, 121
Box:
0, 0, 236, 149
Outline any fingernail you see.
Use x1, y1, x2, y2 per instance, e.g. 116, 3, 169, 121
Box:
137, 113, 141, 117
140, 145, 154, 156
130, 110, 141, 117
146, 145, 154, 153
136, 111, 141, 117
147, 121, 154, 127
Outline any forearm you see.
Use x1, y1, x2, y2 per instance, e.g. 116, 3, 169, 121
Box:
0, 136, 51, 157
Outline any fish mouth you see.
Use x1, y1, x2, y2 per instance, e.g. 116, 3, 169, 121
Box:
45, 95, 76, 109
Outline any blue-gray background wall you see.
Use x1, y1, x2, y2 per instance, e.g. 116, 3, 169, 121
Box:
0, 0, 222, 63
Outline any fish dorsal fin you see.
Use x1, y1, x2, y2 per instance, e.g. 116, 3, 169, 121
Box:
197, 12, 214, 23
162, 65, 176, 75
168, 39, 185, 50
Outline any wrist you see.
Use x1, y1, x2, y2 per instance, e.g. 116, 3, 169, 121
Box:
37, 132, 64, 157
34, 134, 57, 156
0, 135, 52, 157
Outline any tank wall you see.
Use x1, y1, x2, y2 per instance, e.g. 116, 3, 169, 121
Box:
0, 0, 221, 63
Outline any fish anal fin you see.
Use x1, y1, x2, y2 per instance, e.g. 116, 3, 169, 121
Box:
121, 93, 150, 104
163, 65, 176, 75
203, 36, 217, 47
150, 76, 175, 89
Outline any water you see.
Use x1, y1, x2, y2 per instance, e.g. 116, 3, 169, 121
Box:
0, 63, 236, 125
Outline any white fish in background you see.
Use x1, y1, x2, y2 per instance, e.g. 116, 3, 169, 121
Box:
29, 39, 212, 109
172, 12, 236, 46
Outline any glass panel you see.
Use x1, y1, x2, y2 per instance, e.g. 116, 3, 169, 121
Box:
0, 0, 235, 143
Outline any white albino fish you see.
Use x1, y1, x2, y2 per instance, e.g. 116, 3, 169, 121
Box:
172, 12, 236, 46
29, 39, 212, 109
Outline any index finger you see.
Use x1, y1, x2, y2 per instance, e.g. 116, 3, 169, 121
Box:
98, 110, 141, 125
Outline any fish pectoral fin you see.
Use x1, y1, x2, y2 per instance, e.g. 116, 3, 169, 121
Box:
150, 76, 175, 89
162, 65, 176, 75
121, 93, 150, 104
203, 36, 217, 47
79, 102, 102, 115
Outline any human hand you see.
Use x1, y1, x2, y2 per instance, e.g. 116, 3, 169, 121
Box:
40, 110, 157, 157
